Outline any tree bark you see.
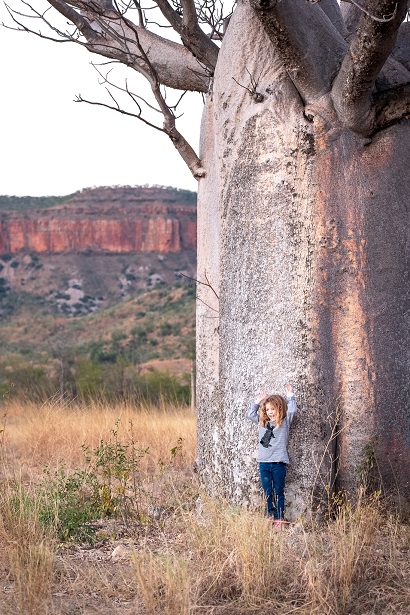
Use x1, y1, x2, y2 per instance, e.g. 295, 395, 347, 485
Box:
250, 0, 346, 103
196, 1, 410, 517
332, 0, 408, 133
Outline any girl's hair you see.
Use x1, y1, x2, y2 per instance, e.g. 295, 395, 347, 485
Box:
259, 395, 288, 428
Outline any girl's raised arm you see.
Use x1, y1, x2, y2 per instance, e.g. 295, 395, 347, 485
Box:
285, 383, 294, 397
256, 391, 268, 404
285, 384, 297, 421
247, 403, 260, 424
247, 390, 267, 424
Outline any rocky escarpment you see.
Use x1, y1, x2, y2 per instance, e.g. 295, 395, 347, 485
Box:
0, 186, 196, 255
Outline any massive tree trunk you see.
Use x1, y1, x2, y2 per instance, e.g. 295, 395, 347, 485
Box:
196, 2, 410, 519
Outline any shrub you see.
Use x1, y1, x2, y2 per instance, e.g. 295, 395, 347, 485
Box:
137, 370, 190, 405
75, 359, 105, 401
38, 427, 150, 542
3, 365, 53, 401
160, 322, 173, 336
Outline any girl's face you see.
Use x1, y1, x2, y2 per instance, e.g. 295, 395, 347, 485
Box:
265, 402, 278, 423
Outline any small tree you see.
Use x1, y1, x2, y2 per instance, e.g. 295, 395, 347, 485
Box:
5, 0, 410, 515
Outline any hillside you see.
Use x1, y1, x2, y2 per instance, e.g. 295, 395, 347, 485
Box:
0, 186, 196, 255
0, 186, 197, 402
0, 282, 196, 401
0, 185, 196, 318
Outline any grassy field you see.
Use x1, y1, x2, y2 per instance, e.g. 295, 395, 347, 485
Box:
1, 400, 410, 614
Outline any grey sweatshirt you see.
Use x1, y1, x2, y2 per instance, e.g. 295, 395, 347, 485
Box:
247, 395, 297, 464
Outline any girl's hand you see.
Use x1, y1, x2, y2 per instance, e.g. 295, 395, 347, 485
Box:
255, 391, 268, 404
285, 383, 294, 396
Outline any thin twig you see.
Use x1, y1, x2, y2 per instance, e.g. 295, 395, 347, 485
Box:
74, 94, 165, 131
180, 272, 219, 300
197, 296, 219, 314
347, 0, 398, 23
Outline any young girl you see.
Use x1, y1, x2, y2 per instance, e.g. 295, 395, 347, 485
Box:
247, 384, 297, 523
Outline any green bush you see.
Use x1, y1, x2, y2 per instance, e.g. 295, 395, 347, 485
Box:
75, 359, 105, 400
160, 322, 173, 336
137, 370, 190, 405
131, 326, 147, 339
39, 426, 150, 542
2, 365, 54, 401
40, 466, 100, 542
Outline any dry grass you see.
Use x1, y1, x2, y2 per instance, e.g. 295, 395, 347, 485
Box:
127, 498, 410, 615
1, 397, 196, 476
0, 479, 55, 614
1, 400, 410, 614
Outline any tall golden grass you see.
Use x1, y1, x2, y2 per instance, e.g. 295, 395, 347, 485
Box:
1, 399, 410, 614
1, 397, 196, 475
133, 497, 410, 614
0, 478, 55, 615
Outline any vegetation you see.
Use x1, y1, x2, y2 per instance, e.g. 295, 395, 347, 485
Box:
0, 399, 409, 614
143, 185, 197, 206
0, 186, 196, 212
0, 283, 195, 404
0, 193, 78, 211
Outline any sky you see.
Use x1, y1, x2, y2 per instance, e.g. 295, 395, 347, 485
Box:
0, 2, 204, 196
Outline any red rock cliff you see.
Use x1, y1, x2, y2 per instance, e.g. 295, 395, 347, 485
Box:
0, 186, 197, 255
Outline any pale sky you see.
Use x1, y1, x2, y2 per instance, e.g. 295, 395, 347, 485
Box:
0, 2, 203, 196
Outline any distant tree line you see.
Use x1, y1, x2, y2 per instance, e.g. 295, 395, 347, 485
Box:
0, 194, 78, 212
0, 359, 191, 405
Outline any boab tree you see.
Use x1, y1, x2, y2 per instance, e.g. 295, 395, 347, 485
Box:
7, 0, 410, 516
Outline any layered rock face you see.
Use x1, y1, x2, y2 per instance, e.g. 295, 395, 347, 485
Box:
0, 187, 196, 255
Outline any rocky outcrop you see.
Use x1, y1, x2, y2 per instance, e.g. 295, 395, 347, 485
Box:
0, 186, 197, 255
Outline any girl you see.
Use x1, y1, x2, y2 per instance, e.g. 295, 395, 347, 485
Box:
247, 384, 297, 524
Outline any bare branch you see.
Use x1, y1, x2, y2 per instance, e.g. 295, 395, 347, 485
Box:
154, 0, 183, 32
155, 0, 219, 70
181, 0, 197, 27
4, 0, 94, 45
75, 92, 166, 130
66, 0, 114, 12
204, 271, 219, 300
180, 272, 219, 300
132, 0, 146, 27
116, 11, 205, 177
46, 0, 100, 39
347, 0, 398, 22
6, 0, 207, 175
249, 0, 346, 103
232, 67, 265, 102
91, 62, 163, 112
92, 18, 211, 91
197, 296, 219, 313
332, 0, 408, 134
9, 0, 211, 92
168, 88, 188, 110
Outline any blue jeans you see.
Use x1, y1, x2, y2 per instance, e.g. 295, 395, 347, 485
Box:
259, 462, 287, 519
